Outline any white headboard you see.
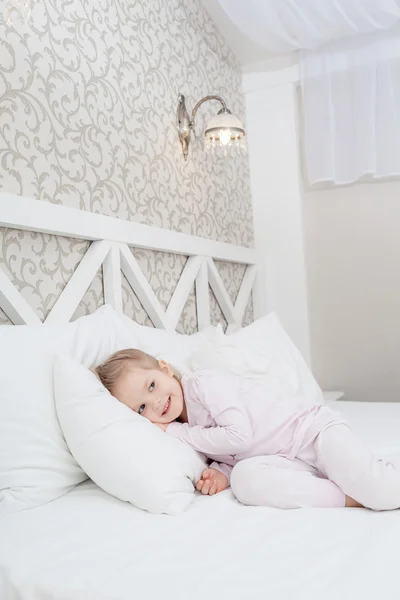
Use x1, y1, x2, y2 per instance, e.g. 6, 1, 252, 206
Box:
0, 193, 259, 332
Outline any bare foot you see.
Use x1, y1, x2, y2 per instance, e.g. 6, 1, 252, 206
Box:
345, 495, 364, 508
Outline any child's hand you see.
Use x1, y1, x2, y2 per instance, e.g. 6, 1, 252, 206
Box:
196, 468, 228, 496
155, 423, 168, 432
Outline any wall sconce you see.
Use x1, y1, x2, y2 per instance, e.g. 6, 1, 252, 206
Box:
177, 93, 246, 161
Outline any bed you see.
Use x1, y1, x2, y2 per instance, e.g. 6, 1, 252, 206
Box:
1, 195, 400, 600
1, 400, 400, 600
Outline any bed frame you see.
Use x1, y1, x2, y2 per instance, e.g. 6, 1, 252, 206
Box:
0, 193, 260, 331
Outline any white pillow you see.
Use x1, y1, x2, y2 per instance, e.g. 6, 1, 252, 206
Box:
121, 315, 222, 373
54, 355, 206, 515
189, 313, 324, 407
0, 306, 136, 514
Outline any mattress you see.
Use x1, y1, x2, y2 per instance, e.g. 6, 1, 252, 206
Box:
1, 400, 400, 600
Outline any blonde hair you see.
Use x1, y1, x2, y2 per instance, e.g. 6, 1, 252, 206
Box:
95, 348, 180, 395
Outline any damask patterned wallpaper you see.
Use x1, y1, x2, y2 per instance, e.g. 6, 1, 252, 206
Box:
0, 0, 253, 331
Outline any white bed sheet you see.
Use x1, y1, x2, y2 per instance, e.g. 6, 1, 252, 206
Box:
1, 400, 400, 600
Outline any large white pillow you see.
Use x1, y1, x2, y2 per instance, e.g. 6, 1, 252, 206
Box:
54, 355, 206, 514
0, 305, 136, 514
121, 315, 222, 373
189, 313, 324, 407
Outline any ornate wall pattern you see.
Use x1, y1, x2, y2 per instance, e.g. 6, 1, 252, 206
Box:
0, 0, 253, 331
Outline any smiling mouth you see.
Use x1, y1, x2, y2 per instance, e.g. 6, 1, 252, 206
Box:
162, 397, 171, 416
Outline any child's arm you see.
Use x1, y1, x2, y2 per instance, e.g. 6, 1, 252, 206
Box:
167, 372, 253, 455
167, 420, 252, 455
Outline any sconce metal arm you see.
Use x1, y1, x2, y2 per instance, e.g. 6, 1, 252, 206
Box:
190, 95, 228, 127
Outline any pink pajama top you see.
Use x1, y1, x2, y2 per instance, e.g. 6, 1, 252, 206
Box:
166, 370, 345, 482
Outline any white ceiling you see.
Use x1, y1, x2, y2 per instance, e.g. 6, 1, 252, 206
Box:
200, 0, 276, 67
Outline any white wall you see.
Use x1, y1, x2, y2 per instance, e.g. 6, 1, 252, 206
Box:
244, 58, 400, 402
304, 181, 400, 402
243, 64, 311, 364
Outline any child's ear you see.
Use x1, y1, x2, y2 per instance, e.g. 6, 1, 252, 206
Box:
158, 360, 174, 377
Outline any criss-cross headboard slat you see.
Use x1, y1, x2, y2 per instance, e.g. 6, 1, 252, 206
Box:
0, 193, 260, 330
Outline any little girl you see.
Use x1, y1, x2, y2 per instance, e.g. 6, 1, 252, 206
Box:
96, 348, 400, 510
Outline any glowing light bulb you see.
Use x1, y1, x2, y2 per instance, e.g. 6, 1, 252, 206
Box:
219, 129, 231, 146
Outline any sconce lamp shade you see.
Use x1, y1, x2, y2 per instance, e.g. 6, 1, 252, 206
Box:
205, 110, 245, 145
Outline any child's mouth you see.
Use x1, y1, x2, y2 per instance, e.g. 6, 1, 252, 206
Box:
162, 397, 171, 416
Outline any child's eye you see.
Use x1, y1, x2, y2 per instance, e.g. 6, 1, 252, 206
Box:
138, 404, 145, 415
148, 381, 155, 392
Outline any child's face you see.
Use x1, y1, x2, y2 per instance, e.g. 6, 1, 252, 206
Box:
112, 362, 184, 425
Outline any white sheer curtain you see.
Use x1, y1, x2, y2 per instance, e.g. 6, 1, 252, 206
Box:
219, 0, 400, 185
300, 26, 400, 185
219, 0, 400, 53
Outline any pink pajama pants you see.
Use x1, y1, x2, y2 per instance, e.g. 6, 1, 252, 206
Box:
230, 425, 400, 510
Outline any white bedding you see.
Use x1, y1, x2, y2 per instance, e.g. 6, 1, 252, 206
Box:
1, 400, 400, 600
